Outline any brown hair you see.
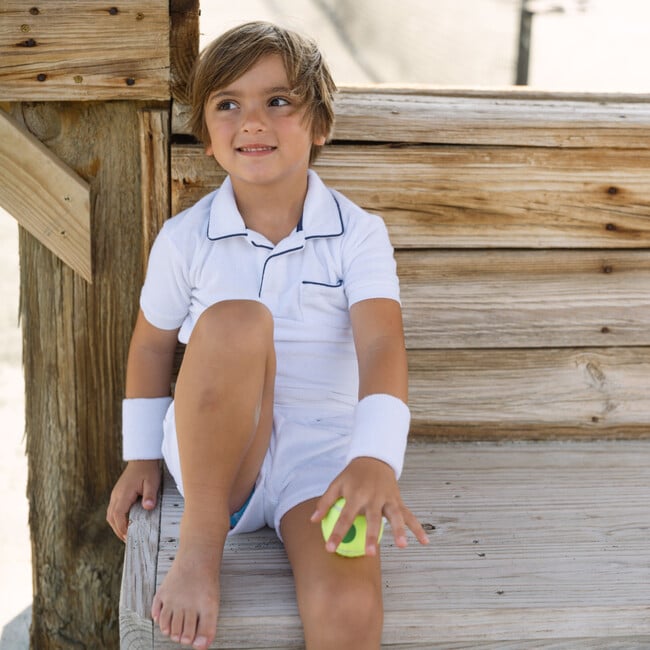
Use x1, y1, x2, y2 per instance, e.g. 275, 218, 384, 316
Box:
188, 21, 337, 163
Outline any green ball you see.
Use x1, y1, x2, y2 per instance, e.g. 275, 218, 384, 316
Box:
321, 497, 384, 558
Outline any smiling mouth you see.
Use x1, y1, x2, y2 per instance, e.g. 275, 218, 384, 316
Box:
237, 145, 277, 153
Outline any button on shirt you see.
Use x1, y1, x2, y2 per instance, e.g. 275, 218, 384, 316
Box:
140, 170, 400, 409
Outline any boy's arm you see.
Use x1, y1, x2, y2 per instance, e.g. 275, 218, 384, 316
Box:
312, 298, 429, 554
107, 309, 179, 541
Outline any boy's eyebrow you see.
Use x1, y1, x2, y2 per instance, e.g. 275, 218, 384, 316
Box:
208, 85, 294, 100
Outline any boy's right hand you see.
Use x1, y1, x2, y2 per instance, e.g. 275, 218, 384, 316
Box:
107, 459, 161, 542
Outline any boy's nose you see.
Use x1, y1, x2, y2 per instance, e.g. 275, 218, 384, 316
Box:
240, 107, 266, 132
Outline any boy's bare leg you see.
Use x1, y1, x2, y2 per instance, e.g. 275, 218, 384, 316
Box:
152, 300, 275, 650
281, 498, 384, 650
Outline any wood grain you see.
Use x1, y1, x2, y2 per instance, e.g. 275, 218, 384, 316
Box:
139, 108, 170, 274
172, 91, 650, 148
170, 0, 199, 103
119, 493, 161, 649
0, 0, 170, 100
18, 101, 145, 648
407, 347, 650, 436
171, 144, 650, 248
0, 108, 91, 281
148, 441, 650, 648
397, 249, 650, 349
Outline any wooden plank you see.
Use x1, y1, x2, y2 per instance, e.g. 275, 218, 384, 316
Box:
0, 108, 92, 281
139, 108, 170, 274
0, 1, 169, 101
151, 440, 650, 647
171, 144, 650, 249
407, 348, 650, 437
398, 250, 650, 349
170, 0, 199, 104
172, 91, 650, 148
119, 493, 161, 650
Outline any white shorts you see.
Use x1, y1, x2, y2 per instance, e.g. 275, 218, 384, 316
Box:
162, 400, 353, 540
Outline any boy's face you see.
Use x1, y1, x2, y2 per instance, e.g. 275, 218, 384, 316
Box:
204, 54, 325, 191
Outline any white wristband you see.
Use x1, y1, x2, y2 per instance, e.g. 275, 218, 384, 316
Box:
345, 394, 410, 479
122, 397, 172, 461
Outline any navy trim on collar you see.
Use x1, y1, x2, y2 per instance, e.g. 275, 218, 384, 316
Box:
305, 192, 344, 241
205, 172, 345, 243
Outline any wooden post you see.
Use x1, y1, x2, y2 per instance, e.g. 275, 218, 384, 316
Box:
18, 100, 149, 648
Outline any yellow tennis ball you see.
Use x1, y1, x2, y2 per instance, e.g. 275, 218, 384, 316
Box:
321, 497, 384, 558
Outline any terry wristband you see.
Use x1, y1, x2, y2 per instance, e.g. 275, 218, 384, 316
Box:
345, 393, 410, 479
122, 396, 172, 461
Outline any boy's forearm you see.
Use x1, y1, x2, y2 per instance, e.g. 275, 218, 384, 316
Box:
357, 337, 408, 403
125, 342, 176, 397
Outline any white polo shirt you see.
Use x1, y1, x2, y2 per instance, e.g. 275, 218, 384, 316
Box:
140, 169, 400, 409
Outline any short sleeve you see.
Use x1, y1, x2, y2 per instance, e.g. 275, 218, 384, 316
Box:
140, 226, 192, 330
342, 213, 400, 307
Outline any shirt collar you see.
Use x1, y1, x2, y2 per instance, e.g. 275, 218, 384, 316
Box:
206, 171, 344, 242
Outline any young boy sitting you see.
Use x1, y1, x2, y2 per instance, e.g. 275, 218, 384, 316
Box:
107, 21, 429, 650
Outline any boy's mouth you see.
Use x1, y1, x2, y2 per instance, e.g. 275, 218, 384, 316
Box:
237, 145, 277, 153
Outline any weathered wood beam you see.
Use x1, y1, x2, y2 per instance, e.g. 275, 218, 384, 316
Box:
0, 1, 170, 101
408, 347, 650, 437
139, 109, 170, 274
0, 108, 92, 281
19, 100, 145, 648
146, 442, 650, 647
170, 0, 199, 104
171, 143, 650, 249
119, 487, 161, 649
172, 91, 650, 147
398, 249, 650, 349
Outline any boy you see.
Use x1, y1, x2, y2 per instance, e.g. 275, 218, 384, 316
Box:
107, 21, 429, 650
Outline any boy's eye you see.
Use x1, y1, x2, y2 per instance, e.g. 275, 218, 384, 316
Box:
269, 96, 290, 107
217, 100, 238, 111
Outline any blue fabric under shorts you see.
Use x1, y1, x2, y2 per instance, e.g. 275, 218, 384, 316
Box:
230, 489, 254, 529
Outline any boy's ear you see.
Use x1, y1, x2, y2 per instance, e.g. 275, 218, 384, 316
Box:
313, 134, 327, 146
205, 142, 214, 156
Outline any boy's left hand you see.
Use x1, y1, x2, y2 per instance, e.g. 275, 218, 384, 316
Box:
311, 457, 430, 555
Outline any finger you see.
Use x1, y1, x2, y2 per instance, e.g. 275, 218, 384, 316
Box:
114, 497, 136, 541
310, 483, 340, 523
326, 501, 360, 553
142, 477, 159, 510
404, 508, 431, 546
113, 511, 129, 542
384, 503, 409, 548
106, 501, 127, 542
364, 509, 384, 557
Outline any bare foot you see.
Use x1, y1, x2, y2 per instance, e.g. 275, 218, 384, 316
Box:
152, 541, 224, 649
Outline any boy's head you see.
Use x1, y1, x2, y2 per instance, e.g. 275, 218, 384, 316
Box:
189, 21, 337, 164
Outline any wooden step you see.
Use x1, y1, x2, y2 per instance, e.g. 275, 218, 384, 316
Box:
120, 440, 650, 648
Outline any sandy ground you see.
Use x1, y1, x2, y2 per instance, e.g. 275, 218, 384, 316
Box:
1, 1, 648, 647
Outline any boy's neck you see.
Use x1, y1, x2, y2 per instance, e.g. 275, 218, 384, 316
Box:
231, 176, 309, 245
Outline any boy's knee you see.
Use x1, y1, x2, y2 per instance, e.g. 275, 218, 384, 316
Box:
192, 300, 273, 352
302, 577, 383, 646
